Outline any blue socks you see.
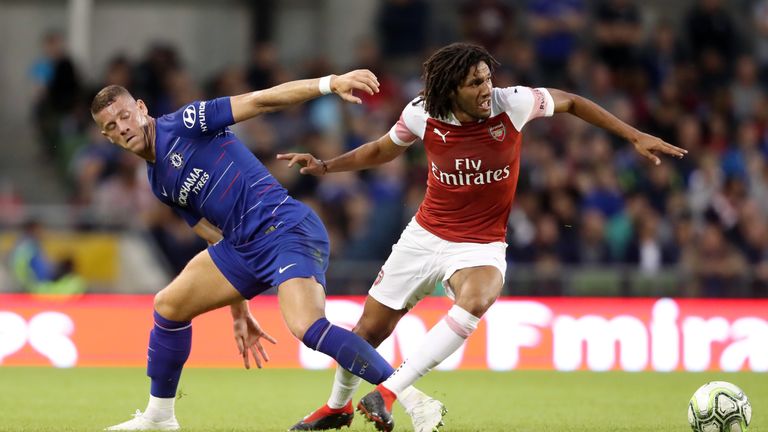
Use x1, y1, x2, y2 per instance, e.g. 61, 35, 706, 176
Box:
302, 318, 394, 384
145, 314, 391, 397
147, 311, 192, 398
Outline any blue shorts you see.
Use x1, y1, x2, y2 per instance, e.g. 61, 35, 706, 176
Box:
208, 210, 329, 299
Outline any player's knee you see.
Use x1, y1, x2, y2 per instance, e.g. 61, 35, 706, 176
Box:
457, 291, 498, 317
286, 322, 307, 340
153, 289, 184, 321
284, 315, 318, 340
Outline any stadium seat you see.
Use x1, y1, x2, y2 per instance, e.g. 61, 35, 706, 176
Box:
567, 269, 622, 297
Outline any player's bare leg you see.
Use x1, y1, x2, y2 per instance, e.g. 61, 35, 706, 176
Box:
107, 251, 245, 431
353, 297, 448, 432
289, 296, 406, 431
360, 265, 502, 432
276, 277, 327, 340
278, 277, 400, 428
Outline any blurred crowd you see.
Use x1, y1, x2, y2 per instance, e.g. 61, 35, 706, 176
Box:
21, 0, 768, 297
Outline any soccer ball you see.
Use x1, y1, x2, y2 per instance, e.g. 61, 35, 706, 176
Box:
688, 381, 752, 432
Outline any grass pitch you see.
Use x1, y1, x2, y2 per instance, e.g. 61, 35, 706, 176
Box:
0, 368, 765, 431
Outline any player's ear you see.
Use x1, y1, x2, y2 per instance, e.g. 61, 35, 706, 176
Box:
136, 99, 148, 114
100, 130, 114, 143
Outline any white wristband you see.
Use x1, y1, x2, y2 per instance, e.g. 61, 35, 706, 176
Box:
318, 75, 333, 95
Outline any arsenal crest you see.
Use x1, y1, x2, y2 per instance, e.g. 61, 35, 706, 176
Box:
489, 123, 506, 141
170, 152, 184, 169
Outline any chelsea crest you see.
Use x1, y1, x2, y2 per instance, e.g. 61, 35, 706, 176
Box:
170, 152, 184, 169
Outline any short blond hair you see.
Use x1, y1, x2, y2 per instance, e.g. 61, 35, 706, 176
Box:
91, 85, 131, 115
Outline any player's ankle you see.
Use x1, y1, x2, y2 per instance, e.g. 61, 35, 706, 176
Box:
397, 386, 423, 412
377, 383, 398, 409
325, 401, 352, 412
145, 395, 175, 422
143, 409, 174, 423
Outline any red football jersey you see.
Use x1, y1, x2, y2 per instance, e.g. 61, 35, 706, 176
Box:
389, 86, 554, 243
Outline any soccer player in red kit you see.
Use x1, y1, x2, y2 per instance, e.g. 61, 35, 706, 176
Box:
279, 42, 686, 432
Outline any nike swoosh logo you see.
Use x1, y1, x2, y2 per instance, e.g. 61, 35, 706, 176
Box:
278, 263, 297, 274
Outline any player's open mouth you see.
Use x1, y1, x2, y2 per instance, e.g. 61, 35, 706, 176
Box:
479, 100, 491, 110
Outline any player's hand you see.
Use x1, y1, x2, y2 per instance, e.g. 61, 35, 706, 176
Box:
233, 314, 277, 370
276, 153, 327, 176
632, 132, 688, 166
331, 69, 380, 104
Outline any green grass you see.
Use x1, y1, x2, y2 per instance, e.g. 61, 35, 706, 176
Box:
0, 368, 765, 431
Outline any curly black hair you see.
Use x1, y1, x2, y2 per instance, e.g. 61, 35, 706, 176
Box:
421, 42, 500, 119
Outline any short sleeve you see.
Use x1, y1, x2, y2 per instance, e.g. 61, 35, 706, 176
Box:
493, 87, 554, 131
164, 97, 235, 138
388, 98, 428, 146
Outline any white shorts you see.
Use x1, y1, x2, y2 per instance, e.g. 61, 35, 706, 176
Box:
369, 218, 507, 310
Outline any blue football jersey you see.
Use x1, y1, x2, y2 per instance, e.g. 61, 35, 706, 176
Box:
147, 98, 309, 245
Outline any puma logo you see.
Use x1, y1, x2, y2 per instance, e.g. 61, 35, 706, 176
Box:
433, 127, 450, 143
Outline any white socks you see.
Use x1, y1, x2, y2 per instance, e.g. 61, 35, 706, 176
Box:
326, 363, 426, 412
325, 305, 480, 412
397, 386, 425, 412
381, 305, 479, 409
144, 395, 175, 422
327, 366, 362, 409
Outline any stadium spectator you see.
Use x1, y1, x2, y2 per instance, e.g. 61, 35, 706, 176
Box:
91, 153, 155, 229
246, 42, 280, 90
91, 72, 438, 431
30, 30, 84, 161
682, 222, 747, 297
722, 119, 764, 181
22, 2, 768, 299
753, 0, 768, 83
527, 0, 586, 85
624, 209, 678, 273
577, 209, 613, 265
688, 151, 724, 222
730, 56, 764, 122
459, 0, 516, 55
735, 212, 768, 297
100, 55, 134, 92
593, 0, 643, 76
376, 0, 430, 74
8, 219, 86, 295
641, 20, 689, 92
0, 180, 24, 227
132, 43, 181, 118
279, 42, 685, 432
685, 0, 739, 69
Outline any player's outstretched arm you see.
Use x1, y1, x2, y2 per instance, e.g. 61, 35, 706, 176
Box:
229, 69, 380, 122
277, 133, 408, 175
231, 300, 277, 370
548, 88, 688, 165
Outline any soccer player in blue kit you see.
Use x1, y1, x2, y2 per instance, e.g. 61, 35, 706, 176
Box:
90, 70, 410, 430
